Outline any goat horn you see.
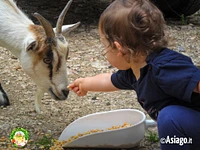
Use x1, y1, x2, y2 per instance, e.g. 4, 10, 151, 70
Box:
56, 0, 73, 35
33, 13, 55, 39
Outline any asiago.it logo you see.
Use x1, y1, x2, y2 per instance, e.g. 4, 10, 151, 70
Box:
10, 128, 29, 148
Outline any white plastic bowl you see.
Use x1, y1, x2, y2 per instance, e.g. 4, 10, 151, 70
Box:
59, 109, 157, 148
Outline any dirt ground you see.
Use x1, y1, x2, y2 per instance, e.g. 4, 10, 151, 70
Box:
0, 10, 200, 150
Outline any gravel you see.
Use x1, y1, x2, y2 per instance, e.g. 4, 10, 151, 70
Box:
0, 11, 200, 150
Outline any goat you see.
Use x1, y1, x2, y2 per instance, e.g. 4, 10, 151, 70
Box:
0, 0, 80, 113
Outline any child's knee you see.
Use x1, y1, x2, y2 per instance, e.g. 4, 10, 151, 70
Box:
157, 106, 174, 131
157, 105, 192, 137
157, 105, 184, 137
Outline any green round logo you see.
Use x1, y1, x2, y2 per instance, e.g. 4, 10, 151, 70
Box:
10, 128, 29, 148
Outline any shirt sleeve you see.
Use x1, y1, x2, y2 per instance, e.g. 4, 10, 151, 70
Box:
155, 55, 200, 102
111, 69, 136, 90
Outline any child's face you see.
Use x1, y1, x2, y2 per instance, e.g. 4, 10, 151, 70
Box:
100, 33, 131, 70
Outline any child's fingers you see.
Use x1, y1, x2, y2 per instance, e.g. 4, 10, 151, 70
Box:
67, 84, 72, 88
73, 87, 80, 93
77, 84, 87, 96
77, 91, 82, 96
68, 83, 80, 95
67, 80, 86, 96
67, 83, 75, 90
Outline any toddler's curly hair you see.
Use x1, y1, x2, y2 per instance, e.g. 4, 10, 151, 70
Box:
99, 0, 168, 56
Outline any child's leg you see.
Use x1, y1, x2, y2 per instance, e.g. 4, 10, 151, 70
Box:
157, 105, 200, 150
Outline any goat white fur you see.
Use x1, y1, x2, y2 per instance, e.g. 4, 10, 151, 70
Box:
0, 0, 80, 112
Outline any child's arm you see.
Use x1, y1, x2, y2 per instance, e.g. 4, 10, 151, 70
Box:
194, 81, 200, 93
69, 73, 119, 96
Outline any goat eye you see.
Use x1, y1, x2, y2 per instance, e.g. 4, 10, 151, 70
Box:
43, 58, 52, 64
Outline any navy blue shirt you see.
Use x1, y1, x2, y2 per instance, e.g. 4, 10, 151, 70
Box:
111, 48, 200, 120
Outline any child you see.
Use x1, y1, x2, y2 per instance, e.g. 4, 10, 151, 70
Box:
69, 0, 200, 149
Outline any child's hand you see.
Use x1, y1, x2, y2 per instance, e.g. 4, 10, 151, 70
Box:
68, 78, 88, 96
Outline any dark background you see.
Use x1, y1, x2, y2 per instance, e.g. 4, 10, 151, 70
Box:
15, 0, 200, 28
15, 0, 111, 27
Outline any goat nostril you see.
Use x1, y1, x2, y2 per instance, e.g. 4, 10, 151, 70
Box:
62, 89, 69, 97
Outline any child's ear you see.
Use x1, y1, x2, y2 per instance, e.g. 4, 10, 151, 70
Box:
114, 41, 123, 56
114, 41, 122, 50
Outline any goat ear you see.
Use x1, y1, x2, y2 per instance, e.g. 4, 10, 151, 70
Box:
26, 40, 38, 51
66, 47, 69, 60
53, 22, 80, 37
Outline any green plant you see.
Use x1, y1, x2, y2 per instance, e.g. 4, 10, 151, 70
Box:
146, 130, 159, 143
30, 134, 55, 150
180, 14, 187, 25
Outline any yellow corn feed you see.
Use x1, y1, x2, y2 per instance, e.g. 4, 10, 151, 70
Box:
50, 122, 132, 150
